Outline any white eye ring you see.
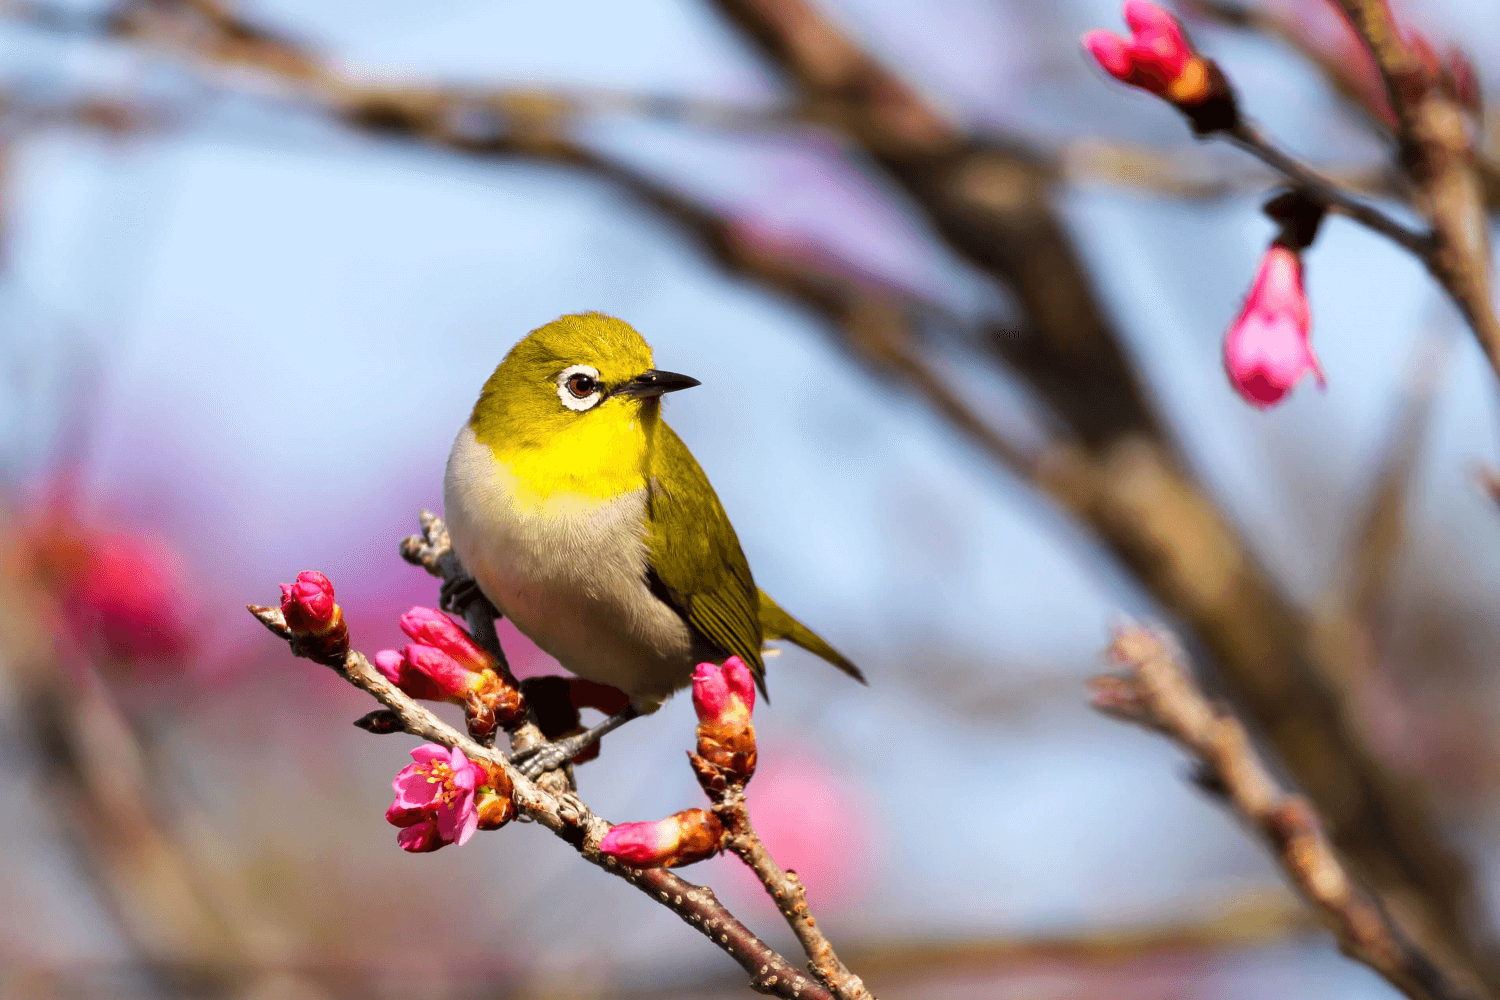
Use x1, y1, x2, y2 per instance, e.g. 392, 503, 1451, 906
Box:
556, 364, 604, 412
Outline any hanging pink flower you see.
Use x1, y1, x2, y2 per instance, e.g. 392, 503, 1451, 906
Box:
1223, 245, 1324, 408
386, 744, 483, 851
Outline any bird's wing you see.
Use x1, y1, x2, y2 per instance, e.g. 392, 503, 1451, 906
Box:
757, 589, 866, 684
645, 421, 767, 697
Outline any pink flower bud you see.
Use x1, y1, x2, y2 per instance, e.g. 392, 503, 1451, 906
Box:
280, 571, 337, 634
373, 647, 448, 702
692, 657, 758, 786
403, 643, 478, 700
692, 656, 756, 725
1223, 245, 1324, 409
1082, 1, 1198, 100
598, 808, 725, 868
399, 607, 492, 672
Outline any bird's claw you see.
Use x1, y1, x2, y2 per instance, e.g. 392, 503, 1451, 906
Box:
440, 575, 483, 615
510, 736, 588, 780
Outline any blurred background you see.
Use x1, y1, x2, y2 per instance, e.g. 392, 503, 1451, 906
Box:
2, 0, 1499, 996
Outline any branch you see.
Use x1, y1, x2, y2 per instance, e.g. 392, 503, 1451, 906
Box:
1090, 625, 1483, 1000
248, 515, 837, 1000
1225, 120, 1430, 255
717, 789, 872, 1000
1325, 0, 1500, 389
1061, 137, 1397, 201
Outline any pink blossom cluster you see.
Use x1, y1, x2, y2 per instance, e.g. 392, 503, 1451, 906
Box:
373, 606, 526, 741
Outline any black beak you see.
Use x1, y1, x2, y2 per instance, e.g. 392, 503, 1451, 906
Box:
614, 369, 701, 398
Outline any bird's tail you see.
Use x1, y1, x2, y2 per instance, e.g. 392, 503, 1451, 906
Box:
757, 590, 866, 684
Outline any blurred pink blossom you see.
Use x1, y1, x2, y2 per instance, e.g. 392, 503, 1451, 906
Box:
1265, 0, 1481, 124
738, 746, 873, 910
1223, 245, 1324, 409
27, 511, 196, 670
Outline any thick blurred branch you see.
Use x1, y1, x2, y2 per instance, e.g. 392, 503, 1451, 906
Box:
1091, 624, 1481, 1000
1322, 1, 1500, 386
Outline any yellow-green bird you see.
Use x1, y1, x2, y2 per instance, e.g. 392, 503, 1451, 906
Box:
444, 312, 864, 775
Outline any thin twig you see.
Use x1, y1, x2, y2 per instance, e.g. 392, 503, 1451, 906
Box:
716, 788, 873, 1000
247, 517, 837, 1000
1089, 624, 1483, 1000
1225, 120, 1431, 255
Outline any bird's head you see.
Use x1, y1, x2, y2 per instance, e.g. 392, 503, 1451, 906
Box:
470, 312, 699, 454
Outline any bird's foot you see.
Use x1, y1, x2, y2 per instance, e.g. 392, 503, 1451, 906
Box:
440, 575, 484, 615
507, 705, 641, 780
510, 733, 595, 780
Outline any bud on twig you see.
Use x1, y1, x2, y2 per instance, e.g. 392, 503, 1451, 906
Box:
353, 708, 404, 734
598, 808, 726, 868
277, 570, 348, 663
691, 657, 758, 791
1082, 1, 1239, 135
375, 608, 528, 739
475, 760, 516, 831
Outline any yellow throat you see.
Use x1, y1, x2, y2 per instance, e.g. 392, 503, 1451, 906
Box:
477, 400, 658, 509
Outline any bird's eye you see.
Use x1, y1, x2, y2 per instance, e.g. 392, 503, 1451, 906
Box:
556, 364, 604, 412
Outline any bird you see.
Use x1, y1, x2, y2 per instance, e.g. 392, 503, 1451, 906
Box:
443, 312, 864, 776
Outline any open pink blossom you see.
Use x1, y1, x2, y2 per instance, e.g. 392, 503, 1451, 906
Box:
386, 744, 483, 850
692, 656, 756, 727
598, 809, 724, 868
1223, 245, 1324, 408
1083, 1, 1201, 101
399, 607, 493, 672
280, 571, 337, 634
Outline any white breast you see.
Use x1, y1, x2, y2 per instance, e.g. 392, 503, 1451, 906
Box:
442, 424, 697, 712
